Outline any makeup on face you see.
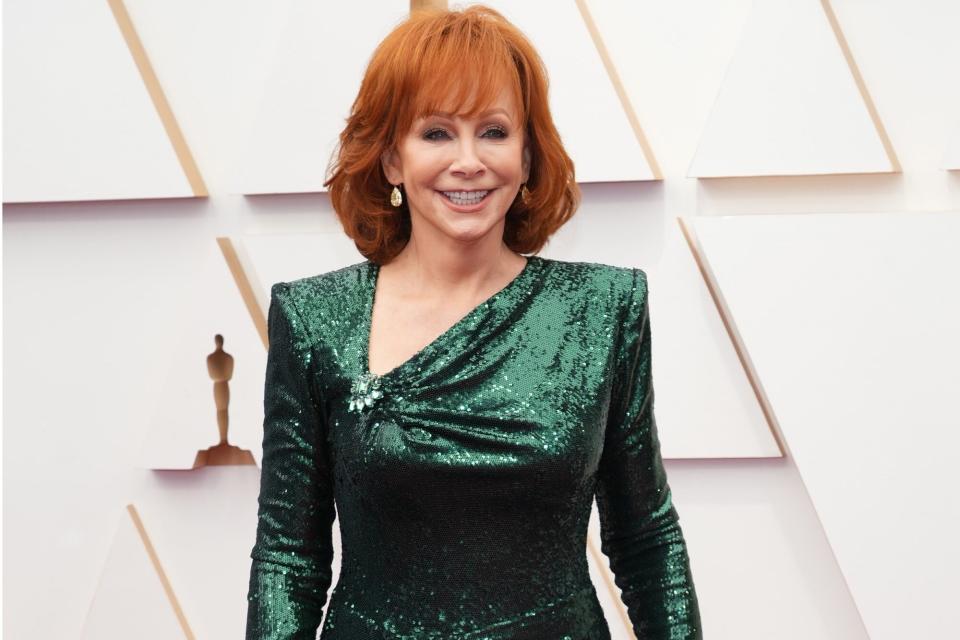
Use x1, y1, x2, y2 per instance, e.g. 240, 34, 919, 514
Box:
381, 85, 530, 252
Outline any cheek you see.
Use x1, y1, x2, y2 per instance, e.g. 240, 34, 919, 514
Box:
406, 153, 448, 185
489, 144, 526, 177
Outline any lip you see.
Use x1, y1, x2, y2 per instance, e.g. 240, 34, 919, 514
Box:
436, 188, 495, 213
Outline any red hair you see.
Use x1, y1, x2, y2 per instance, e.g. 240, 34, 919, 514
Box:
325, 5, 580, 264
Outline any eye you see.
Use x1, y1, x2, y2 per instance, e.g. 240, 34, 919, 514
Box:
423, 127, 450, 141
482, 126, 507, 139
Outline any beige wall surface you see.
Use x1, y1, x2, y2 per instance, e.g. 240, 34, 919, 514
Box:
3, 1, 959, 638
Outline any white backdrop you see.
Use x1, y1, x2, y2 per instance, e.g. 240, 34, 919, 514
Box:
4, 1, 960, 639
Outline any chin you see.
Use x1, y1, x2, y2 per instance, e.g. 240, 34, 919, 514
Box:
439, 216, 503, 242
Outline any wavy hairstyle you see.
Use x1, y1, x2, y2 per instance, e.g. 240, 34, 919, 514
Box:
324, 5, 580, 264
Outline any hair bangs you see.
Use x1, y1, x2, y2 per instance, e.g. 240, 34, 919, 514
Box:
395, 11, 526, 138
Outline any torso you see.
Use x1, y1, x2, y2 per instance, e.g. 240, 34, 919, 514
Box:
311, 256, 639, 638
367, 256, 528, 377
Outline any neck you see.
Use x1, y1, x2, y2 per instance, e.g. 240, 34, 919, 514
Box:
385, 235, 525, 300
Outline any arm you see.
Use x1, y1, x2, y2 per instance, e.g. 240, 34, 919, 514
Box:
595, 269, 702, 639
246, 283, 336, 639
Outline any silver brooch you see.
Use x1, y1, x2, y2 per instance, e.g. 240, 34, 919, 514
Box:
348, 371, 384, 413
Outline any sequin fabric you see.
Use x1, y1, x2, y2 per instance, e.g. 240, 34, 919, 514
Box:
246, 255, 702, 639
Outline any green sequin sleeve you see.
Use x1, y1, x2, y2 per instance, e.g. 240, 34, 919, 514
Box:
595, 269, 703, 639
246, 283, 336, 639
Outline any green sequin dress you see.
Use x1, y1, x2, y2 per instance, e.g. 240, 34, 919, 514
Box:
246, 255, 702, 639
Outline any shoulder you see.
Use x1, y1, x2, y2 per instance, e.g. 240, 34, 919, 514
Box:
269, 260, 369, 338
272, 260, 368, 302
539, 256, 647, 307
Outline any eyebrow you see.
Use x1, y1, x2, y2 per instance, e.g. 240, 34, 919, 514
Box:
428, 108, 513, 122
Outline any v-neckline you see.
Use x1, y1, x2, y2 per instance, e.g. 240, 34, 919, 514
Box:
361, 255, 540, 381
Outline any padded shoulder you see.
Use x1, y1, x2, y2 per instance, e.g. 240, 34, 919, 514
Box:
542, 257, 642, 308
269, 260, 370, 353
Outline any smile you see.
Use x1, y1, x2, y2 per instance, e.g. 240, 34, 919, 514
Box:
439, 190, 491, 206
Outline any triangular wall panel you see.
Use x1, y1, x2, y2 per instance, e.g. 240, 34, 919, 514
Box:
692, 211, 960, 639
3, 0, 199, 202
232, 1, 409, 195
688, 0, 896, 177
80, 508, 189, 640
134, 467, 270, 640
657, 220, 780, 458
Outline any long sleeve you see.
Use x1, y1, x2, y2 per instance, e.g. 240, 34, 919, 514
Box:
595, 269, 702, 639
246, 283, 336, 639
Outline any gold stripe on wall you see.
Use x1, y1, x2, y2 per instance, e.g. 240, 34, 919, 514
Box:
677, 216, 788, 457
820, 0, 900, 172
575, 0, 663, 180
411, 0, 448, 12
126, 504, 196, 640
106, 0, 208, 196
217, 237, 269, 350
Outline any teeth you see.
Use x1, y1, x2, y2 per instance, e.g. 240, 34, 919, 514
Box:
442, 190, 489, 204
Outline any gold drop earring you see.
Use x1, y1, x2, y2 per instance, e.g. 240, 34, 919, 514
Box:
390, 185, 403, 207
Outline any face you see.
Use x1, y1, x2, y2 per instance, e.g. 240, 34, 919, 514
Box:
382, 87, 531, 248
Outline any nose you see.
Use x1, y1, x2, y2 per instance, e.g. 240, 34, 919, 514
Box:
450, 137, 485, 178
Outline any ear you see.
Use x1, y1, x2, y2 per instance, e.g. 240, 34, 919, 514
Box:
381, 148, 403, 185
521, 144, 531, 183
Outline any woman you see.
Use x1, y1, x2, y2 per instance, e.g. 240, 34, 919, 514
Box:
246, 6, 702, 639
